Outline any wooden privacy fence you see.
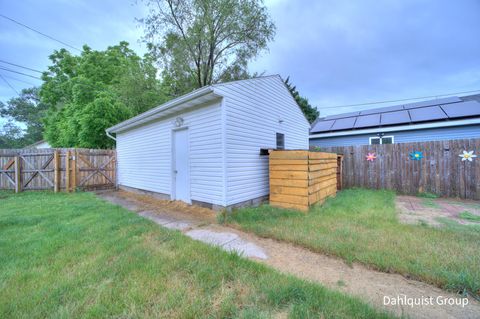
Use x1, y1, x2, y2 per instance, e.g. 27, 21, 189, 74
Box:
321, 138, 480, 200
0, 148, 116, 192
269, 150, 338, 212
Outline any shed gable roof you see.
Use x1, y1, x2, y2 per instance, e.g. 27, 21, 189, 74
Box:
107, 75, 301, 133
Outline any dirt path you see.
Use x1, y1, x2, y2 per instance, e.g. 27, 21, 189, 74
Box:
97, 190, 480, 319
397, 195, 480, 227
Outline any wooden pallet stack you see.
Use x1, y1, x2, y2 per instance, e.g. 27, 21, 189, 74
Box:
269, 150, 338, 212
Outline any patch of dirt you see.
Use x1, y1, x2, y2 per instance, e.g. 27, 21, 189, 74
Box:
97, 190, 480, 319
214, 224, 480, 319
116, 190, 217, 224
397, 196, 480, 227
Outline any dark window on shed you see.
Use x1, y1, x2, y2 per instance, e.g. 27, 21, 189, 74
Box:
276, 133, 285, 149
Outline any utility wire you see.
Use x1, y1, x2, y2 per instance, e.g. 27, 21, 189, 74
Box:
0, 14, 82, 52
317, 89, 480, 110
0, 66, 42, 80
0, 73, 37, 86
0, 73, 19, 95
0, 59, 43, 73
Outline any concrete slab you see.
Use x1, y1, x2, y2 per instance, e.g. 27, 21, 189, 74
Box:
139, 211, 192, 230
101, 195, 143, 212
185, 229, 238, 246
185, 229, 268, 259
223, 239, 268, 259
139, 211, 177, 225
162, 221, 192, 230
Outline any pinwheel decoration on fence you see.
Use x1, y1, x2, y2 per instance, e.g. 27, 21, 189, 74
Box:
409, 151, 423, 161
459, 150, 477, 162
366, 152, 377, 161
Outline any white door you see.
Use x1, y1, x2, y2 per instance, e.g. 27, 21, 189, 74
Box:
173, 129, 190, 203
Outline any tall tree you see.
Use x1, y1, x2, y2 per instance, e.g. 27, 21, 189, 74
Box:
284, 77, 319, 123
0, 87, 49, 147
0, 120, 24, 148
141, 0, 276, 95
41, 42, 167, 148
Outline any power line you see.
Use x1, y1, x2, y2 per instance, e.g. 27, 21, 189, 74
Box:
0, 59, 43, 73
0, 73, 19, 95
0, 14, 82, 52
0, 73, 38, 86
317, 89, 480, 110
0, 66, 42, 80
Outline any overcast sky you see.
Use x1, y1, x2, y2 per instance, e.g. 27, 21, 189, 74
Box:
1, 0, 479, 117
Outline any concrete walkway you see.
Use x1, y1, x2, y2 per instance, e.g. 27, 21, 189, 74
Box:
140, 210, 267, 259
98, 191, 268, 259
97, 190, 480, 319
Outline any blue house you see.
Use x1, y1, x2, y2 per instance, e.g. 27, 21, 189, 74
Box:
310, 95, 480, 147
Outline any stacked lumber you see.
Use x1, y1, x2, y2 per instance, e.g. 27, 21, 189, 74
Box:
308, 152, 337, 206
269, 150, 337, 212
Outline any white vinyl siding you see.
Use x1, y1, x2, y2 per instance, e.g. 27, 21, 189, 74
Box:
114, 75, 310, 208
116, 101, 224, 205
215, 76, 310, 206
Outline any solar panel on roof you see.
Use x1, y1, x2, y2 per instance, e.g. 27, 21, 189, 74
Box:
354, 114, 380, 128
403, 96, 461, 109
441, 101, 480, 119
380, 110, 410, 125
330, 117, 356, 131
359, 105, 404, 115
324, 111, 360, 120
409, 106, 447, 122
310, 120, 335, 133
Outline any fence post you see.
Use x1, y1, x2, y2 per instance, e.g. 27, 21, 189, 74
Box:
114, 151, 118, 190
54, 150, 60, 193
14, 156, 21, 193
72, 150, 77, 191
65, 150, 71, 192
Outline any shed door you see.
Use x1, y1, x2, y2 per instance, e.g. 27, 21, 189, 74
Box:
173, 129, 190, 203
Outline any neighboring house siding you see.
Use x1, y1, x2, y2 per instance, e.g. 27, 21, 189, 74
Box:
116, 101, 224, 205
215, 76, 310, 206
310, 124, 480, 147
35, 141, 51, 148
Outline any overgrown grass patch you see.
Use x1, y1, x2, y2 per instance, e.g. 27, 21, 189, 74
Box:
459, 211, 480, 223
226, 189, 480, 297
0, 191, 392, 318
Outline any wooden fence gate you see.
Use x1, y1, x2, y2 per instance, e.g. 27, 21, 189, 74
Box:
0, 148, 116, 192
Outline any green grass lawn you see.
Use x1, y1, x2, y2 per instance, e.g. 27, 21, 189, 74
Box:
459, 211, 480, 223
0, 191, 393, 319
225, 189, 480, 298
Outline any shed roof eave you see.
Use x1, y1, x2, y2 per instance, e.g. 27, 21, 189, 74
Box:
106, 86, 217, 133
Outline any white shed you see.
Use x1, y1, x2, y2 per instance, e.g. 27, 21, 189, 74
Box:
106, 75, 310, 210
25, 140, 51, 149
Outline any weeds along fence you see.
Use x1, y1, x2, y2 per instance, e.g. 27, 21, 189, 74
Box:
321, 138, 480, 200
0, 148, 116, 192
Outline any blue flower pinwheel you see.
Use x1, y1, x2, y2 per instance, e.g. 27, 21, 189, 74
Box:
409, 151, 423, 161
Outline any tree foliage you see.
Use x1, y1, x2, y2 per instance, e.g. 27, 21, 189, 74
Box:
41, 42, 167, 148
0, 120, 24, 148
0, 87, 49, 148
284, 77, 319, 123
141, 0, 276, 95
